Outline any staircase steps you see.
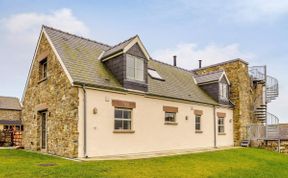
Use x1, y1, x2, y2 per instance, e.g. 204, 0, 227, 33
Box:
248, 66, 280, 140
254, 104, 267, 121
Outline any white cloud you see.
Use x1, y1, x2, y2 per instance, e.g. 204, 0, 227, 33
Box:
0, 8, 89, 45
0, 8, 90, 98
152, 43, 254, 70
2, 8, 89, 35
177, 0, 288, 22
233, 0, 288, 22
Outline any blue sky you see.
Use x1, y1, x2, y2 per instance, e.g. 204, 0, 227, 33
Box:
0, 0, 287, 122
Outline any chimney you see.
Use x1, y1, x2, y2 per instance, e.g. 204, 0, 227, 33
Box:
173, 55, 177, 66
198, 60, 202, 68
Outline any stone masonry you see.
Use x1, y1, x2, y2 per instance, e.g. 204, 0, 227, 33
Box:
0, 109, 21, 121
194, 59, 263, 145
22, 34, 79, 158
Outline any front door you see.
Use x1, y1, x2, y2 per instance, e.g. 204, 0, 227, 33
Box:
40, 111, 47, 150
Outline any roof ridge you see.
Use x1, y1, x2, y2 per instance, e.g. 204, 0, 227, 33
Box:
107, 35, 138, 50
150, 58, 192, 73
42, 25, 111, 48
0, 96, 19, 99
194, 69, 224, 77
192, 58, 248, 72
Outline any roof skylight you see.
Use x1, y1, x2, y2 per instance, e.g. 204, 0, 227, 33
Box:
148, 69, 164, 80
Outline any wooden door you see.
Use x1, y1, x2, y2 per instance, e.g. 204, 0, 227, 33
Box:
40, 111, 47, 150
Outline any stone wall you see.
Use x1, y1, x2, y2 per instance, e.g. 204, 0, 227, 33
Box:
263, 140, 288, 154
22, 34, 79, 158
194, 59, 262, 145
0, 109, 21, 121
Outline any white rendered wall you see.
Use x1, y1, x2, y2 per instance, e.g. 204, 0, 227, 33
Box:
78, 88, 234, 158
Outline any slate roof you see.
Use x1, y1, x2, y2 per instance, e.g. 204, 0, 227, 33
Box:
102, 35, 138, 59
0, 120, 22, 125
194, 70, 224, 84
43, 26, 217, 105
148, 60, 217, 104
0, 96, 21, 110
44, 26, 122, 90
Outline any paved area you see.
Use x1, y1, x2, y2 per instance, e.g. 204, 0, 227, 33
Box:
0, 147, 17, 150
79, 146, 241, 161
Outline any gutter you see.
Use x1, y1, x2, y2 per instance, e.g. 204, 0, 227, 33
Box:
213, 105, 217, 148
73, 82, 219, 107
82, 85, 88, 158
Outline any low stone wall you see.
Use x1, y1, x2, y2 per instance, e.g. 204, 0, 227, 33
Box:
251, 140, 288, 154
265, 140, 288, 154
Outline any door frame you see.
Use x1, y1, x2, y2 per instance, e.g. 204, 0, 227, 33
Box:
39, 110, 48, 152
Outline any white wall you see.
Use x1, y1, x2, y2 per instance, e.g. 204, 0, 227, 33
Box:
78, 88, 233, 158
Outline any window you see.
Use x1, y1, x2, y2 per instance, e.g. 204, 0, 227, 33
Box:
219, 83, 228, 100
39, 58, 48, 80
165, 112, 176, 123
218, 118, 225, 133
114, 108, 132, 130
126, 54, 144, 81
195, 115, 201, 131
148, 69, 163, 80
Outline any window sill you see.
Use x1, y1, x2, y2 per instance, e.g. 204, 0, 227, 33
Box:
218, 133, 226, 135
195, 130, 203, 134
219, 97, 229, 101
113, 130, 135, 134
125, 78, 147, 85
38, 77, 47, 84
164, 122, 178, 125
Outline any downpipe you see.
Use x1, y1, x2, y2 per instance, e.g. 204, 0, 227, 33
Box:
82, 85, 88, 158
213, 105, 217, 148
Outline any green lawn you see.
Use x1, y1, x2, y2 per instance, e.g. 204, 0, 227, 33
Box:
0, 148, 287, 178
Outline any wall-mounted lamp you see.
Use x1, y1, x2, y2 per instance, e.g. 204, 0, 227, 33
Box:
93, 107, 98, 114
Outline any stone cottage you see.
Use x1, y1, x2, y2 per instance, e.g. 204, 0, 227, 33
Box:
0, 96, 22, 131
22, 26, 235, 158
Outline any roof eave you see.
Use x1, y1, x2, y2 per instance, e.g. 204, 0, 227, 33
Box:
101, 50, 124, 62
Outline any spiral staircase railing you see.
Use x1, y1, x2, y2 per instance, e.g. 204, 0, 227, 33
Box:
247, 66, 280, 140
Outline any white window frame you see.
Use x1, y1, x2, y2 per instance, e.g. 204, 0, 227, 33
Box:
164, 112, 176, 123
126, 54, 144, 82
218, 117, 225, 134
148, 69, 163, 80
114, 108, 132, 131
195, 115, 201, 131
219, 83, 228, 100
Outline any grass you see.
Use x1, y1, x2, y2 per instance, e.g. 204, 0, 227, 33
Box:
0, 148, 288, 178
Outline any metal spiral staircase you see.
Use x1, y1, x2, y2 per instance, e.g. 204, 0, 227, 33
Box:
248, 66, 280, 139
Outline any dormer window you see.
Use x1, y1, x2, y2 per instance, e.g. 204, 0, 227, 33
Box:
126, 54, 144, 82
219, 83, 228, 100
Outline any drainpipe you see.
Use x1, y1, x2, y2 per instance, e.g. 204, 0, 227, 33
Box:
82, 85, 87, 158
213, 105, 217, 148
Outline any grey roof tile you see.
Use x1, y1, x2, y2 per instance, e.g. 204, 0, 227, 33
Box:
148, 60, 217, 105
0, 96, 21, 110
194, 70, 224, 84
43, 26, 217, 105
44, 26, 122, 89
102, 35, 138, 59
0, 120, 21, 125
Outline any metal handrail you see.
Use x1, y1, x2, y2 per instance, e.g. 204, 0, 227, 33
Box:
249, 66, 279, 103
